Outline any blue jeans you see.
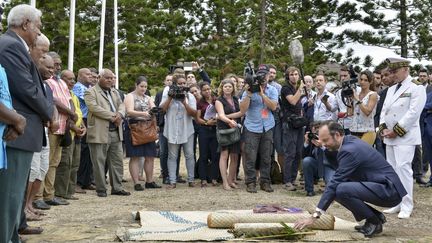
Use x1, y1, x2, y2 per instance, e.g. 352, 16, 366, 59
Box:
167, 135, 195, 184
302, 156, 336, 193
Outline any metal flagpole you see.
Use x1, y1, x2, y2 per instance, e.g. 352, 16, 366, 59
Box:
98, 0, 106, 72
114, 0, 119, 88
68, 0, 76, 71
30, 0, 36, 7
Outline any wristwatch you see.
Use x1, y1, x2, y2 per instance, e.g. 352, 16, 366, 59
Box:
356, 100, 362, 105
312, 211, 321, 219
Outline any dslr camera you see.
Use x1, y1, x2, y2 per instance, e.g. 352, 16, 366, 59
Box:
307, 132, 319, 141
244, 63, 267, 93
168, 85, 190, 100
150, 107, 163, 116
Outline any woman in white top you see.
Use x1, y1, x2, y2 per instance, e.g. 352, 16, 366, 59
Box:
348, 70, 379, 145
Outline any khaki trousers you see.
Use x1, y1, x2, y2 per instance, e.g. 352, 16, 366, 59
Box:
55, 139, 81, 198
89, 131, 124, 193
36, 133, 62, 200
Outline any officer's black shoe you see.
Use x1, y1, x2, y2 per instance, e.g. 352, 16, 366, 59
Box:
420, 181, 432, 187
416, 177, 428, 185
360, 221, 382, 237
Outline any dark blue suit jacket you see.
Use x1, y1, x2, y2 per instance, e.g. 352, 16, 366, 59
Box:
0, 30, 52, 152
317, 135, 407, 211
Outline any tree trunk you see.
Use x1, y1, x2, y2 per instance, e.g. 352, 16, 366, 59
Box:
399, 0, 408, 58
259, 0, 266, 63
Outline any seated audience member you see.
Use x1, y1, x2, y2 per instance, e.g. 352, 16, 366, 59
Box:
196, 82, 220, 187
302, 122, 338, 196
348, 70, 378, 145
124, 76, 160, 191
215, 79, 243, 190
160, 74, 197, 188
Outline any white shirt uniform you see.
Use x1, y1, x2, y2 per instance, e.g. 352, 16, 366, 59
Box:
380, 75, 426, 217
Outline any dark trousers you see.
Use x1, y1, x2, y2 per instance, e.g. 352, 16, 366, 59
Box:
335, 181, 402, 221
411, 145, 423, 179
77, 120, 93, 187
374, 136, 386, 158
282, 124, 304, 184
0, 147, 33, 243
197, 126, 220, 181
55, 140, 81, 197
423, 125, 432, 180
243, 128, 273, 184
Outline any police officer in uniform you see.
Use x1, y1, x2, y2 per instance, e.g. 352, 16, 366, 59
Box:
379, 57, 426, 219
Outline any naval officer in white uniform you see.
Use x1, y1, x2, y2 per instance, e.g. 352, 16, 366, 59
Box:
379, 57, 426, 219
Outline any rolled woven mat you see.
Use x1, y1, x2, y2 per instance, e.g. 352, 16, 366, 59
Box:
207, 211, 334, 230
230, 223, 294, 238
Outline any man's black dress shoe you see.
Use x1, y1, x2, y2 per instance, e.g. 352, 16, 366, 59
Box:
33, 200, 51, 210
97, 191, 107, 197
420, 181, 432, 187
360, 221, 382, 237
355, 213, 386, 231
416, 177, 428, 185
306, 191, 316, 197
111, 190, 131, 196
45, 197, 70, 206
177, 177, 186, 183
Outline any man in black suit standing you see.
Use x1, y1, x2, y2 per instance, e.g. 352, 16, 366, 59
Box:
0, 4, 52, 242
294, 122, 407, 238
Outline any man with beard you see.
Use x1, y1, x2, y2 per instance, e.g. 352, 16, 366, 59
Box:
294, 122, 406, 238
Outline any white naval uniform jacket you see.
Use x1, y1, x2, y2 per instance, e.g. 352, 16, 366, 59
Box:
380, 75, 426, 146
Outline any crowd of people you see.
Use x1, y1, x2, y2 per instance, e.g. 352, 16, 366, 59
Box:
1, 4, 432, 242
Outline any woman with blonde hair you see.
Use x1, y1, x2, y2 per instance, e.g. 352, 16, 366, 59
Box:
215, 79, 243, 190
348, 70, 379, 145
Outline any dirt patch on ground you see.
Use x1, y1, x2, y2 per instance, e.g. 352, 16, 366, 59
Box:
24, 159, 432, 242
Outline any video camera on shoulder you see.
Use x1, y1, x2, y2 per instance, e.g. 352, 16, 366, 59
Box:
244, 63, 268, 93
340, 65, 358, 105
168, 84, 190, 100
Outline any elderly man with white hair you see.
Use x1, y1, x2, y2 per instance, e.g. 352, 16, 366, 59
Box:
0, 4, 52, 242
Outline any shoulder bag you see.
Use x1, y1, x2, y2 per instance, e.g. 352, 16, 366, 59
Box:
129, 118, 158, 146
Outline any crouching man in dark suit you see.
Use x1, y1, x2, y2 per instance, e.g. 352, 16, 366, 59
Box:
294, 122, 406, 238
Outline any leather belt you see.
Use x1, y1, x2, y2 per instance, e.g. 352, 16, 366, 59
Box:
109, 127, 118, 132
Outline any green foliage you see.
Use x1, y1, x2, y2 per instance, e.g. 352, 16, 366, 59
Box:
331, 0, 432, 62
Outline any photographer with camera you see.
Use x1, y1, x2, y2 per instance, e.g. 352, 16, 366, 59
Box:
302, 122, 338, 197
160, 74, 197, 188
280, 66, 307, 191
347, 70, 378, 145
334, 66, 359, 134
240, 64, 278, 193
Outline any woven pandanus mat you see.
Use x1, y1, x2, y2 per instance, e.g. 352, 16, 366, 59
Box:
207, 210, 335, 230
116, 210, 364, 242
